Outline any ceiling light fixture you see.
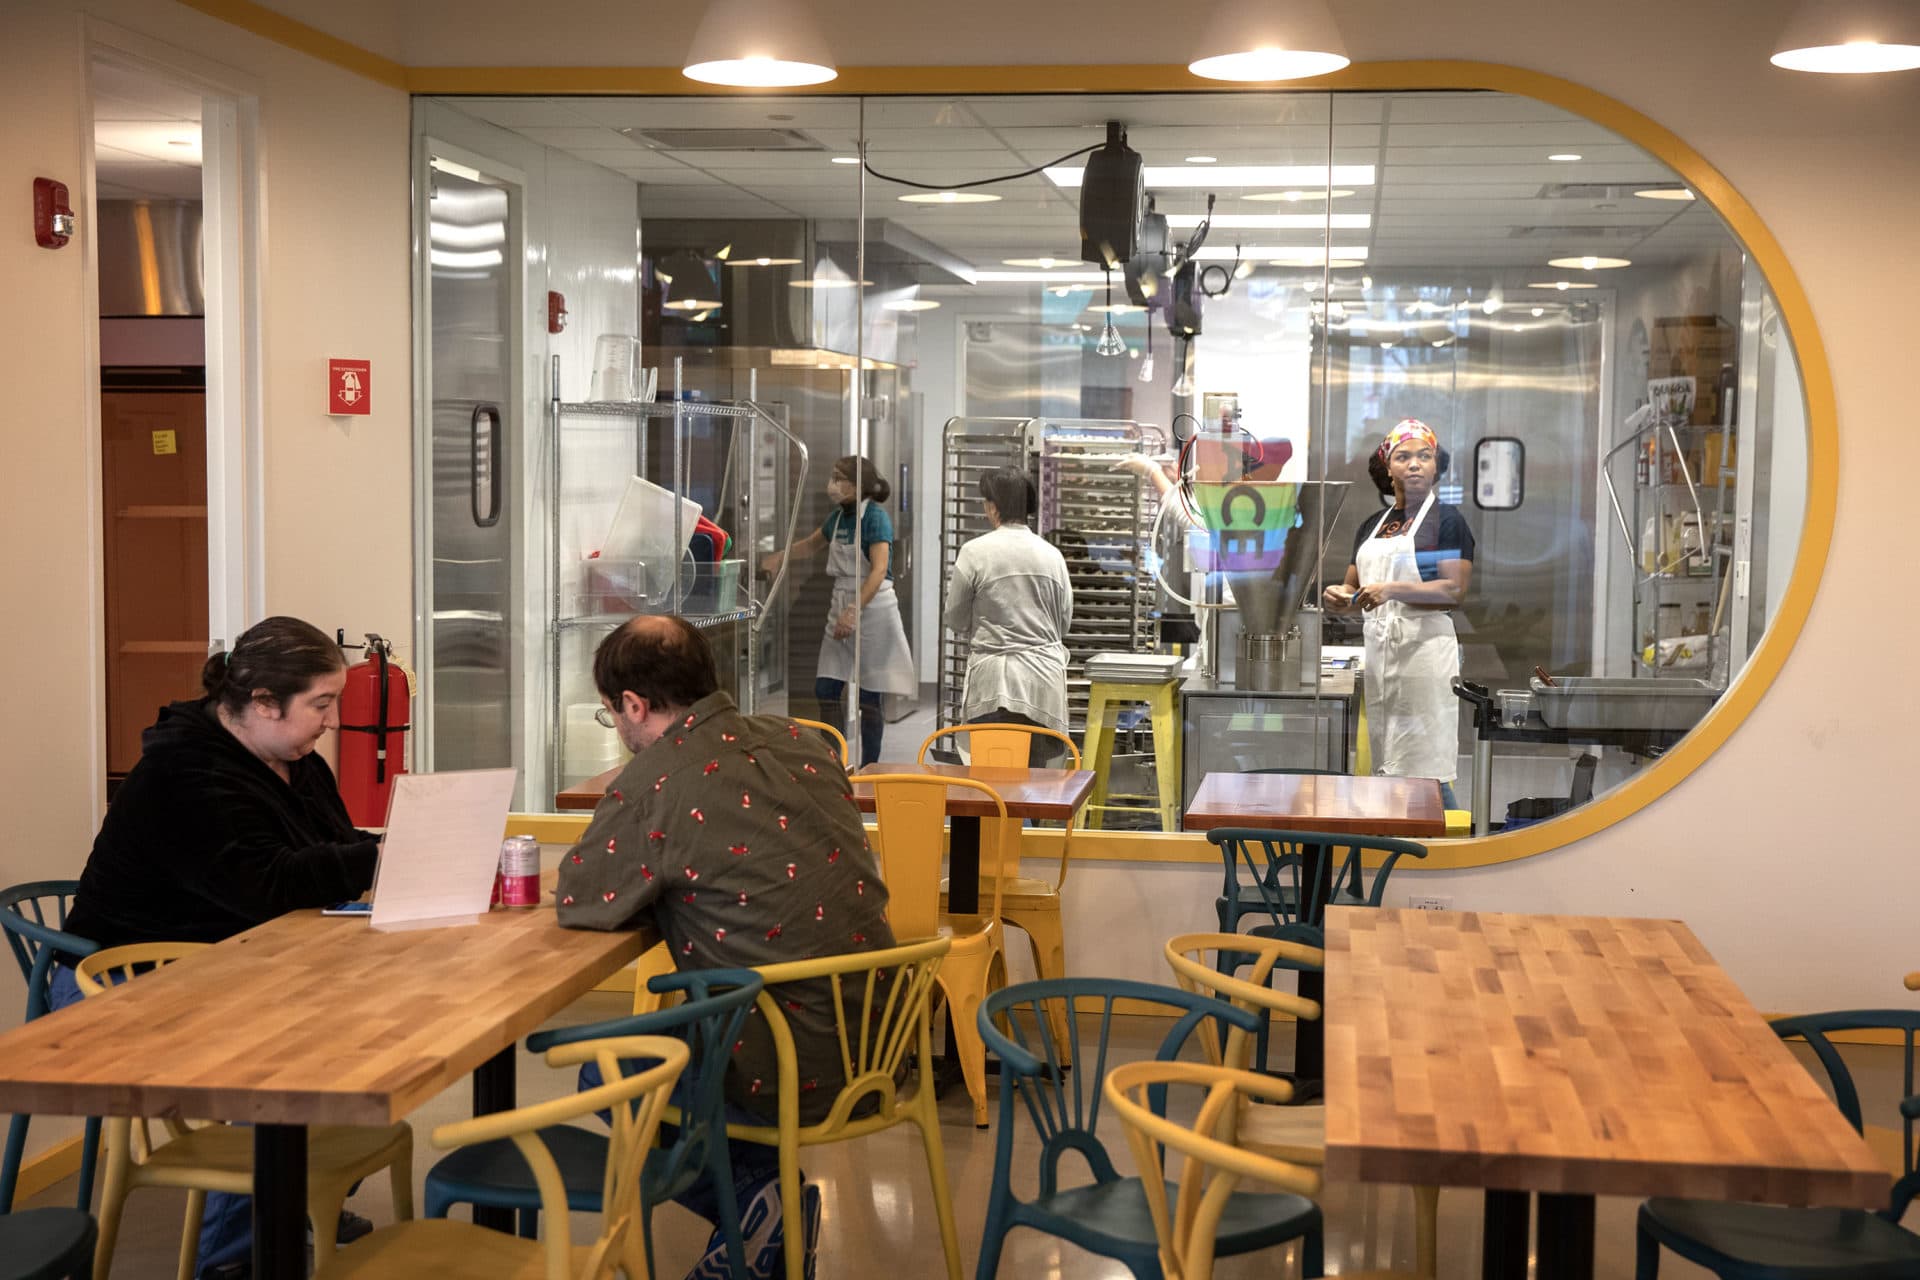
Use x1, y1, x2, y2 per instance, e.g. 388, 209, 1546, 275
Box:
1001, 257, 1071, 268
1548, 255, 1632, 270
726, 257, 803, 267
1532, 307, 1546, 317
1244, 188, 1356, 202
1186, 155, 1218, 164
682, 0, 838, 85
1187, 0, 1350, 80
898, 191, 1002, 204
882, 298, 941, 312
1528, 281, 1599, 291
790, 278, 872, 289
1772, 0, 1920, 71
830, 156, 860, 164
1046, 164, 1374, 189
662, 299, 724, 311
1549, 153, 1583, 162
1634, 186, 1696, 201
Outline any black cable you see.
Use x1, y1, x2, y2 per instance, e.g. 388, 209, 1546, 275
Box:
861, 143, 1102, 192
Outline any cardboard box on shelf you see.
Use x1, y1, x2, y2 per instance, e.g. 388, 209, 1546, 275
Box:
1652, 316, 1736, 425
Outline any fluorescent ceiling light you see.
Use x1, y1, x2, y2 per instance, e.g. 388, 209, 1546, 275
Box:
1165, 212, 1370, 229
1634, 186, 1695, 201
429, 249, 503, 268
681, 0, 837, 86
1186, 155, 1218, 164
974, 270, 1111, 283
1548, 153, 1583, 162
1772, 0, 1920, 71
429, 220, 505, 249
1187, 0, 1349, 81
1548, 256, 1632, 269
1087, 303, 1147, 314
662, 298, 723, 311
831, 156, 860, 164
1244, 189, 1355, 202
1001, 257, 1074, 268
883, 299, 941, 311
899, 191, 1002, 204
1528, 281, 1599, 290
725, 257, 803, 267
1045, 164, 1375, 189
790, 278, 872, 288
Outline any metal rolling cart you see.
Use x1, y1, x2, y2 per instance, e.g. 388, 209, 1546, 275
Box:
547, 358, 807, 793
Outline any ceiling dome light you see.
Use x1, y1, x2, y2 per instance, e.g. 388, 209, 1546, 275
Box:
1188, 0, 1350, 81
899, 191, 1002, 204
682, 0, 837, 86
1548, 256, 1632, 270
1772, 0, 1920, 71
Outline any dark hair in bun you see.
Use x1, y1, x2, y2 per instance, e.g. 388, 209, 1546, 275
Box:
832, 455, 890, 505
202, 616, 347, 716
1369, 445, 1452, 496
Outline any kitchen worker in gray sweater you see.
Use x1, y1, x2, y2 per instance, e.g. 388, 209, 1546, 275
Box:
943, 466, 1075, 765
558, 614, 894, 1280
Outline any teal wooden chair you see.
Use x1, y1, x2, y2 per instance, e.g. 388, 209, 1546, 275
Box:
973, 976, 1323, 1280
0, 1206, 97, 1280
0, 881, 99, 1213
423, 969, 761, 1280
1636, 1009, 1920, 1280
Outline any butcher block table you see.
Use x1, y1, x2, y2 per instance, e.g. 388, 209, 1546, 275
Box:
0, 896, 647, 1280
1321, 907, 1889, 1280
1182, 771, 1446, 838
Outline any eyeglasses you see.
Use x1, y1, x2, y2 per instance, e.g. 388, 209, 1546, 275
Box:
594, 707, 617, 729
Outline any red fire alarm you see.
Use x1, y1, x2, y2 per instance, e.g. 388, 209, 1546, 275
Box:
328, 359, 372, 416
548, 290, 568, 334
33, 178, 74, 249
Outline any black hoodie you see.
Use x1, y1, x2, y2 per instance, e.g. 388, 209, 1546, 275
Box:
64, 699, 379, 954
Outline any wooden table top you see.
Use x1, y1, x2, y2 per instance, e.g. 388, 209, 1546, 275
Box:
851, 762, 1095, 820
1183, 772, 1446, 838
1320, 908, 1890, 1206
0, 897, 647, 1129
557, 766, 621, 811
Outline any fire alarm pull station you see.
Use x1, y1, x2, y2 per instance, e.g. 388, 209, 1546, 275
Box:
548, 291, 568, 334
33, 178, 74, 249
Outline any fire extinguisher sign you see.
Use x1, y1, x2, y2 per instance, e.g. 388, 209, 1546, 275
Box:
328, 358, 372, 416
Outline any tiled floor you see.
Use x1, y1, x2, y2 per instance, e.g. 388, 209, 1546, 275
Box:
24, 994, 1915, 1279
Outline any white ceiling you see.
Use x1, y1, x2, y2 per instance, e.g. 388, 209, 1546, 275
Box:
93, 60, 202, 202
444, 89, 1731, 276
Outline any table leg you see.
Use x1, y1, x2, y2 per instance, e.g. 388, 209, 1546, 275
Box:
1473, 736, 1493, 836
1536, 1193, 1596, 1280
947, 816, 981, 915
252, 1125, 307, 1280
471, 1046, 517, 1230
1293, 968, 1325, 1091
1481, 1189, 1530, 1280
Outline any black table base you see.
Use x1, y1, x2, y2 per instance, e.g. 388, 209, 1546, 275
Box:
252, 1125, 307, 1280
1484, 1189, 1596, 1280
471, 1046, 518, 1231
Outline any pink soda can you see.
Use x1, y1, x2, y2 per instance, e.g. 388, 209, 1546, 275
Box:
498, 834, 542, 908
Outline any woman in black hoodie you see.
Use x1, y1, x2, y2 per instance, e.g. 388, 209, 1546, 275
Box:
54, 616, 381, 1276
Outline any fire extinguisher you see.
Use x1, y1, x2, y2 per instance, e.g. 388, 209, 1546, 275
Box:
336, 630, 411, 826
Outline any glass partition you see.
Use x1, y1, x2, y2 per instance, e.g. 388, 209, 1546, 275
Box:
413, 84, 1809, 839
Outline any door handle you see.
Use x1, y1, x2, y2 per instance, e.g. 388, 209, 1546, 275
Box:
471, 404, 502, 527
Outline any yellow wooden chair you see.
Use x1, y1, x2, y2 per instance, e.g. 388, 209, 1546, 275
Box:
315, 1034, 688, 1280
76, 942, 415, 1280
628, 940, 680, 1016
718, 937, 962, 1280
1105, 1059, 1422, 1280
864, 773, 1008, 1127
1164, 933, 1438, 1277
789, 716, 851, 766
917, 724, 1080, 1056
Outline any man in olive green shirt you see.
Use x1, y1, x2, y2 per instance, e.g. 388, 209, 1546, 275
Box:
558, 615, 893, 1280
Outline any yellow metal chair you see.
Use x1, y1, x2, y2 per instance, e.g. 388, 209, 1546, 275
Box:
1082, 678, 1183, 831
719, 937, 962, 1280
76, 942, 416, 1280
1105, 1059, 1421, 1280
864, 773, 1008, 1127
917, 724, 1080, 1057
789, 717, 851, 766
315, 1034, 688, 1280
1164, 933, 1439, 1277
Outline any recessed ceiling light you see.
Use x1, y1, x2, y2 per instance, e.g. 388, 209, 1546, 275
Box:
1001, 257, 1072, 268
1380, 341, 1396, 349
662, 299, 723, 311
1046, 165, 1374, 189
1532, 307, 1546, 317
725, 257, 803, 267
830, 156, 860, 165
1548, 256, 1632, 270
1186, 155, 1218, 164
1549, 153, 1583, 162
1635, 186, 1696, 201
1243, 189, 1356, 202
899, 191, 1001, 204
882, 298, 940, 312
1528, 281, 1599, 291
790, 278, 872, 289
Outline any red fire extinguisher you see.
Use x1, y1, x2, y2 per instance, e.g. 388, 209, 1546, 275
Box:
336, 631, 411, 826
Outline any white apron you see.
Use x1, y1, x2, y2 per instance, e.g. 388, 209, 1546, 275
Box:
818, 501, 918, 695
1358, 491, 1460, 783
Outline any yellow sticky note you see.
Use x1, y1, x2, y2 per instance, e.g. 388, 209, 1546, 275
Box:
151, 430, 177, 456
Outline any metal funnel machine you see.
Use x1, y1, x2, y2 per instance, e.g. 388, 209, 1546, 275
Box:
1188, 479, 1350, 689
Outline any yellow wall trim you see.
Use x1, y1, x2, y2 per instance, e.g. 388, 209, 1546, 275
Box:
171, 0, 409, 90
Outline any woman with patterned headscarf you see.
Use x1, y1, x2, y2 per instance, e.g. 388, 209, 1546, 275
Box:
1322, 419, 1476, 806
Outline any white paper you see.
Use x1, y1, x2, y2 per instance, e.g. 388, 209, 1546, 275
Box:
368, 768, 518, 931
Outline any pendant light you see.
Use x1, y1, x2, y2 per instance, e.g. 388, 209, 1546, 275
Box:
1188, 0, 1350, 82
1771, 0, 1920, 73
683, 0, 838, 87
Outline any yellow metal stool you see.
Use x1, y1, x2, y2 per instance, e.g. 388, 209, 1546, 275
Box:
1082, 678, 1183, 831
